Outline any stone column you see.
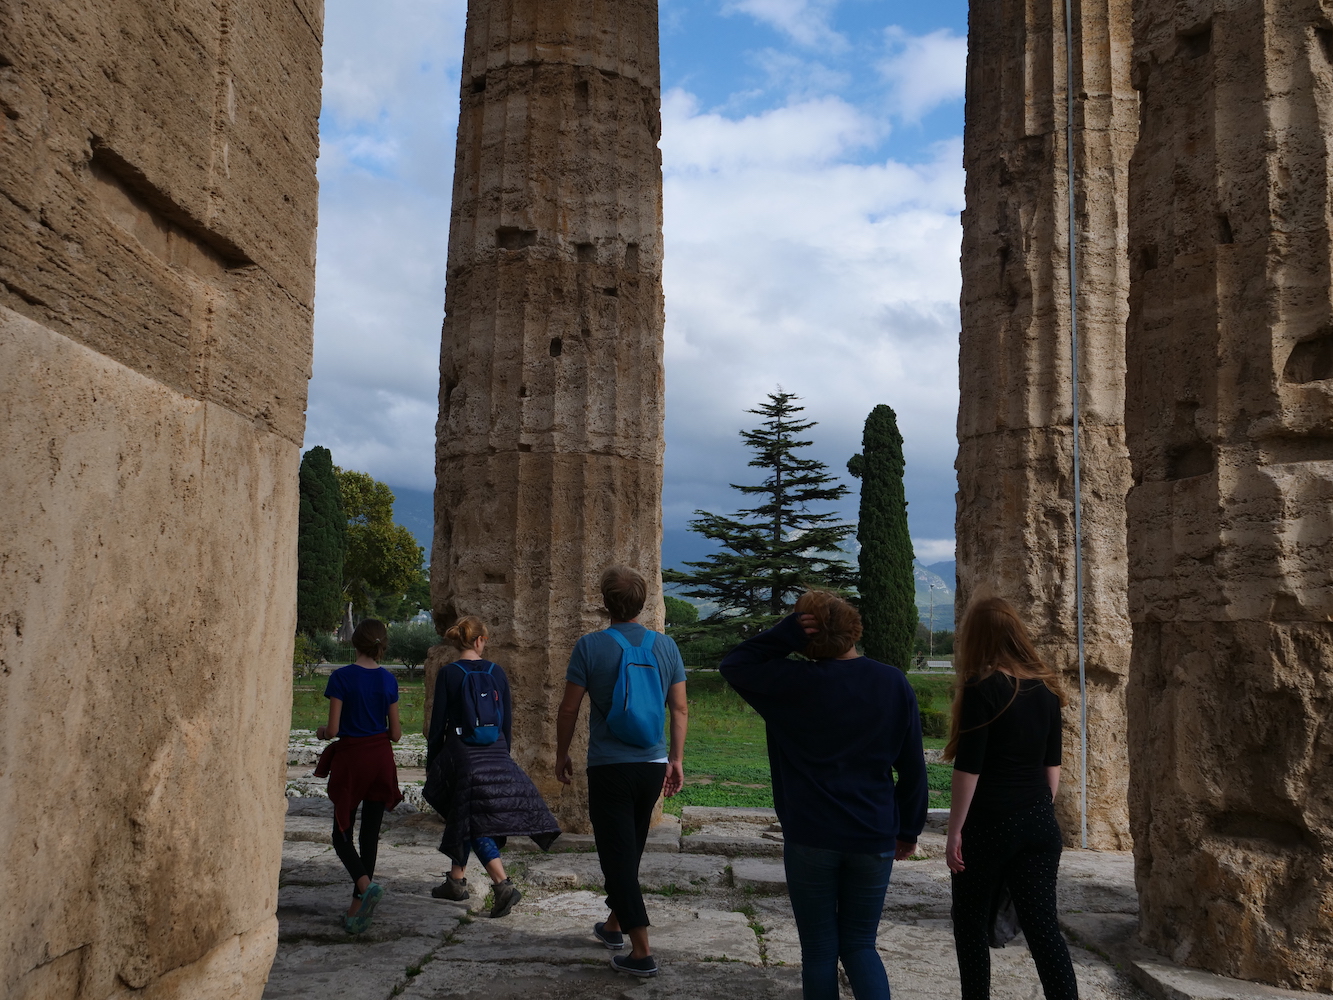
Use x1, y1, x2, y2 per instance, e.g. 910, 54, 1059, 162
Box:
1126, 0, 1333, 987
426, 0, 666, 832
0, 2, 321, 997
957, 0, 1136, 848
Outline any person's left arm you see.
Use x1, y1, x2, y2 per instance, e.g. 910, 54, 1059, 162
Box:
892, 683, 929, 859
501, 668, 513, 748
1045, 693, 1063, 799
664, 680, 687, 798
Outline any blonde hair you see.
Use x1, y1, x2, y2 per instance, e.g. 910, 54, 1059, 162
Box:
793, 590, 863, 660
444, 615, 488, 651
944, 596, 1068, 761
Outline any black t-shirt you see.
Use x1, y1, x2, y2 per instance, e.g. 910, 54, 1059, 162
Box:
953, 671, 1062, 818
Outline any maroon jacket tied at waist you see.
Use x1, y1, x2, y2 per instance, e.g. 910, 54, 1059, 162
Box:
314, 732, 404, 831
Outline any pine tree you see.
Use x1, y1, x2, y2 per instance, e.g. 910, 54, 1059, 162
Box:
665, 390, 856, 635
296, 446, 347, 636
847, 404, 916, 671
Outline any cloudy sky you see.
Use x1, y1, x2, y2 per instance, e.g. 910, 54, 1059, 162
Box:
307, 0, 968, 568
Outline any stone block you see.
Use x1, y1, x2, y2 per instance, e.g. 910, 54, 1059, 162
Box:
681, 806, 779, 831
730, 859, 788, 895
681, 834, 784, 859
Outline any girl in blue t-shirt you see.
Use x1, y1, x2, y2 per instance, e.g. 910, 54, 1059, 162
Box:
316, 619, 403, 933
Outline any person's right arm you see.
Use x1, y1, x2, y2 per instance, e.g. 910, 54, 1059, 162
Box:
945, 680, 992, 873
718, 614, 818, 699
555, 682, 585, 785
318, 698, 342, 740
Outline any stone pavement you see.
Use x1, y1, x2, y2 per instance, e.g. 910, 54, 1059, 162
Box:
264, 800, 1156, 1000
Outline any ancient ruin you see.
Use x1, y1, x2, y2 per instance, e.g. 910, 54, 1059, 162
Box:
424, 0, 667, 833
957, 0, 1136, 849
1124, 0, 1333, 988
0, 2, 322, 998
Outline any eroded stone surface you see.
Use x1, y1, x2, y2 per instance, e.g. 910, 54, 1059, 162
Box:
426, 0, 668, 835
957, 0, 1136, 849
1125, 0, 1333, 987
0, 3, 321, 996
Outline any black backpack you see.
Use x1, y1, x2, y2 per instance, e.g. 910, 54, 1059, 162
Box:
454, 661, 503, 745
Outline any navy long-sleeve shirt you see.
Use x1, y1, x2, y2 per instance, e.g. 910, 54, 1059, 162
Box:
719, 615, 929, 854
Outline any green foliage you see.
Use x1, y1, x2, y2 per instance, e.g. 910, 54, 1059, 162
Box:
292, 676, 427, 731
665, 390, 857, 638
293, 633, 321, 679
847, 405, 916, 672
334, 467, 425, 615
913, 629, 954, 656
919, 710, 949, 739
664, 595, 699, 627
388, 620, 439, 675
675, 629, 745, 669
296, 447, 347, 635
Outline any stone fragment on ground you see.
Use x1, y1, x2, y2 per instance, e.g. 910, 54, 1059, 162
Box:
265, 799, 1160, 1000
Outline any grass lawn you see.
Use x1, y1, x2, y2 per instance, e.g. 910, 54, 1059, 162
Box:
291, 668, 954, 810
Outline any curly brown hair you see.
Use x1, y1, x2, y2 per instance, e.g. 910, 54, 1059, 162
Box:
793, 590, 863, 659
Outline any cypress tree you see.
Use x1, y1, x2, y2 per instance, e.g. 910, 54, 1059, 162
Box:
847, 404, 916, 671
296, 447, 347, 636
665, 390, 857, 636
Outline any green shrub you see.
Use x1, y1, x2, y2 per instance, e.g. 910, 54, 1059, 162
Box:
920, 709, 949, 739
388, 621, 438, 676
664, 595, 699, 627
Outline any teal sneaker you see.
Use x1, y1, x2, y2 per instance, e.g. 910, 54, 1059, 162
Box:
358, 882, 385, 925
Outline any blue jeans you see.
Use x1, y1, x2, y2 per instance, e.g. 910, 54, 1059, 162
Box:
783, 841, 894, 1000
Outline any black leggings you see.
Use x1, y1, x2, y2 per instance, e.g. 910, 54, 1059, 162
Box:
951, 797, 1078, 1000
331, 801, 385, 888
587, 762, 666, 932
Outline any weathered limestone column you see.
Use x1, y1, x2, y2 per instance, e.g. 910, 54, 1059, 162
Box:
426, 0, 666, 833
1126, 0, 1333, 987
957, 0, 1136, 848
0, 3, 321, 998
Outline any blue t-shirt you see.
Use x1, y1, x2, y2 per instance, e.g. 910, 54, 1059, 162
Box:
566, 623, 686, 767
324, 664, 399, 738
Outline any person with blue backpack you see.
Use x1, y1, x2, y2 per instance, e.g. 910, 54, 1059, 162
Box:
555, 566, 689, 978
425, 616, 561, 918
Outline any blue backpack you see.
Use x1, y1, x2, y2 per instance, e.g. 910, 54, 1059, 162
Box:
454, 662, 502, 746
603, 629, 666, 748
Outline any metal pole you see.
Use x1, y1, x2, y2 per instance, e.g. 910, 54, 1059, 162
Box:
1064, 0, 1089, 850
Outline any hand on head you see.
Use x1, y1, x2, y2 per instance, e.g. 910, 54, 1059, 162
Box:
796, 613, 819, 635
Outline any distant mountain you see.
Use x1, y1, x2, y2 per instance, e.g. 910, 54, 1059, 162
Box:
913, 558, 955, 632
390, 486, 434, 561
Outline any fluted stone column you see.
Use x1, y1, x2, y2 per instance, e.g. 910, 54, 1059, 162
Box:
425, 0, 666, 832
1126, 0, 1333, 987
958, 0, 1136, 848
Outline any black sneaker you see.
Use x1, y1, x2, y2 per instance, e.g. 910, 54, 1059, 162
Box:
611, 953, 659, 977
593, 921, 625, 950
431, 875, 470, 901
490, 878, 522, 918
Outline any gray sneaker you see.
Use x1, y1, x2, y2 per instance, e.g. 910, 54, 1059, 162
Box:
490, 878, 522, 918
431, 875, 470, 901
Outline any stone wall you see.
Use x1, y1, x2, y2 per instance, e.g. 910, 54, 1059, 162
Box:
1125, 0, 1333, 987
427, 0, 666, 833
0, 4, 322, 998
957, 0, 1136, 848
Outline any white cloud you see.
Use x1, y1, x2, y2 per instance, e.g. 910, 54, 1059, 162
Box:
913, 539, 957, 563
660, 93, 963, 543
307, 4, 964, 551
723, 0, 847, 50
879, 27, 967, 123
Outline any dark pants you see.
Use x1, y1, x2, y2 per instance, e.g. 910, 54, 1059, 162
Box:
951, 797, 1079, 1000
331, 800, 385, 887
784, 841, 894, 1000
587, 762, 666, 932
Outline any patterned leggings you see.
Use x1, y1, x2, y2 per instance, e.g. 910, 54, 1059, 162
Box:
951, 797, 1079, 1000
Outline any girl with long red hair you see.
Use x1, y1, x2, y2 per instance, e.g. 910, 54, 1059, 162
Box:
945, 596, 1079, 999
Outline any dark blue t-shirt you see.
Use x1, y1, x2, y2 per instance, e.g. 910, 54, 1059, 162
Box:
325, 663, 399, 737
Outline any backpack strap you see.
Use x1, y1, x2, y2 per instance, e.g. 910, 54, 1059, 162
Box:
604, 627, 633, 651
636, 630, 656, 650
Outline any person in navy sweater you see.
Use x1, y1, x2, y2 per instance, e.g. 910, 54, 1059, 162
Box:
720, 590, 928, 1000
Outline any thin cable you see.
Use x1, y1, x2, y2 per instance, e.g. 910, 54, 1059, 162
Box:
1064, 0, 1089, 850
